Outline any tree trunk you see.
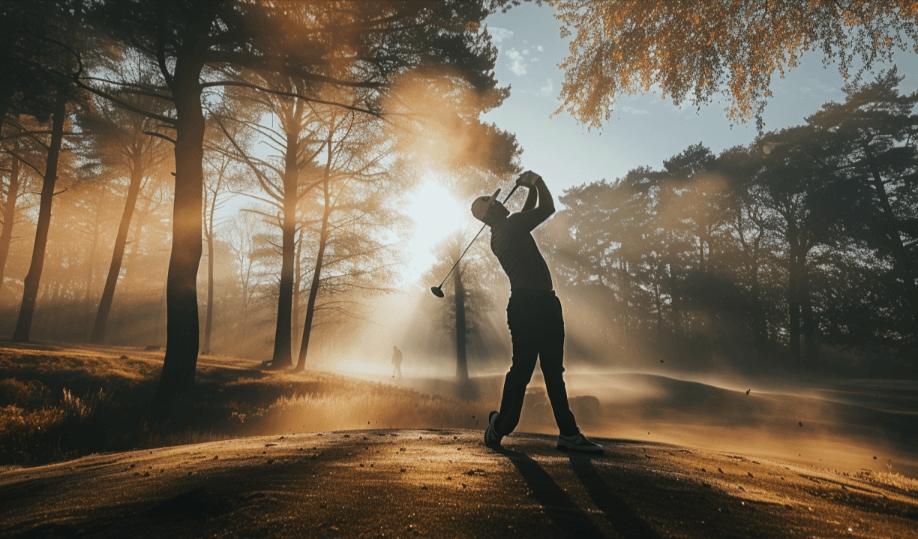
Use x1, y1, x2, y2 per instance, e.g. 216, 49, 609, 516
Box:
12, 92, 67, 343
154, 276, 167, 347
153, 52, 206, 409
269, 126, 300, 369
202, 220, 214, 354
83, 201, 103, 308
240, 261, 250, 343
698, 236, 705, 272
202, 175, 221, 355
121, 192, 154, 289
454, 262, 469, 380
800, 263, 817, 365
91, 162, 143, 344
750, 253, 767, 349
787, 242, 802, 366
668, 262, 682, 337
621, 258, 632, 352
294, 219, 328, 371
0, 154, 21, 299
292, 227, 303, 353
295, 151, 332, 372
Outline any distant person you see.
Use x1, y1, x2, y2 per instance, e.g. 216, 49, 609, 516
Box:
392, 345, 403, 379
471, 171, 602, 455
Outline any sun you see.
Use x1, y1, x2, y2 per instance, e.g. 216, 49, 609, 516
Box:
403, 179, 466, 284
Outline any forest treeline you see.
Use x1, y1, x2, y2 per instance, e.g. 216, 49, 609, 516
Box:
536, 71, 918, 376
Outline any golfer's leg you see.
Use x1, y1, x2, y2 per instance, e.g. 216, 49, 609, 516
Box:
540, 300, 578, 436
495, 338, 538, 435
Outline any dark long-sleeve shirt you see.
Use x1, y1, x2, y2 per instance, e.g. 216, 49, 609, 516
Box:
489, 212, 553, 292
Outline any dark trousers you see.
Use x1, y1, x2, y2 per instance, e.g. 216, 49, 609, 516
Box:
495, 290, 579, 437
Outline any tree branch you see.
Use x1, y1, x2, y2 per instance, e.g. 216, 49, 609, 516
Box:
201, 80, 383, 119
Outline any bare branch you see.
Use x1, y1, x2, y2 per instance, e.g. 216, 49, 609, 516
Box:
201, 80, 383, 119
143, 130, 176, 145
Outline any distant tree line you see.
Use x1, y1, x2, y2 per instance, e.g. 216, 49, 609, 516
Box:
540, 71, 918, 375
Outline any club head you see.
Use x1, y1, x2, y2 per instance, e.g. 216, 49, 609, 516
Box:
430, 286, 444, 298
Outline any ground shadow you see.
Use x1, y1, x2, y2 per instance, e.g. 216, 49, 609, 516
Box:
567, 453, 662, 539
497, 447, 609, 538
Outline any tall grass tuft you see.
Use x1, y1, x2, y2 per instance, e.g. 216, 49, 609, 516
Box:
0, 386, 116, 465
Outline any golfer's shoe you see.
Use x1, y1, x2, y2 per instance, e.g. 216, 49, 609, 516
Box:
484, 411, 503, 447
557, 429, 603, 455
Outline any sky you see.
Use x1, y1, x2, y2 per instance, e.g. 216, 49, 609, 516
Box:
479, 2, 918, 196
401, 3, 918, 284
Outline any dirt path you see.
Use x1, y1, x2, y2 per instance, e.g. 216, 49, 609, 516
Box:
1, 429, 916, 538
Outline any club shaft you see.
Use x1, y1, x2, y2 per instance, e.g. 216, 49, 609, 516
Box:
437, 184, 520, 289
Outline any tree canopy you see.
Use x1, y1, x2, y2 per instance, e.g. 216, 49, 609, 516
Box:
551, 0, 918, 127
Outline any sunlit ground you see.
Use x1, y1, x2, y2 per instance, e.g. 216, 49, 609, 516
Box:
3, 343, 917, 539
327, 352, 918, 479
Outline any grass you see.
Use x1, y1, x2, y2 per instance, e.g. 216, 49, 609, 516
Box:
873, 471, 918, 493
0, 343, 490, 467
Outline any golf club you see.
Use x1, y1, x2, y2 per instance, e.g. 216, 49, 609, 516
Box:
430, 183, 521, 298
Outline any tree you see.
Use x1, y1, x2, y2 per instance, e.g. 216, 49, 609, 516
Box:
216, 78, 327, 369
294, 86, 404, 371
8, 0, 89, 343
718, 146, 775, 349
551, 0, 918, 127
741, 125, 847, 365
0, 154, 23, 298
66, 173, 117, 325
546, 172, 654, 357
804, 70, 918, 358
80, 85, 171, 344
224, 208, 267, 346
201, 104, 250, 354
0, 119, 42, 301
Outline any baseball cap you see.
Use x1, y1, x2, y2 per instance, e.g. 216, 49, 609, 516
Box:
471, 188, 501, 222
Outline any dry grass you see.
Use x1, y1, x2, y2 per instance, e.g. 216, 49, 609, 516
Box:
0, 343, 489, 467
873, 471, 918, 492
260, 388, 487, 433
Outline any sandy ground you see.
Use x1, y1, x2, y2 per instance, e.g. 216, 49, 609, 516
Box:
2, 429, 917, 538
371, 372, 918, 478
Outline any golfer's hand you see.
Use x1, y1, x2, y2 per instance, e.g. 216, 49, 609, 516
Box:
516, 171, 542, 188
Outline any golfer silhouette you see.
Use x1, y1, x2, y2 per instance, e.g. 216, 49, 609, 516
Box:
471, 171, 602, 454
392, 345, 403, 379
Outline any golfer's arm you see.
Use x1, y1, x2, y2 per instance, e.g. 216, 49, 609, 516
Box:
521, 185, 538, 211
531, 178, 555, 224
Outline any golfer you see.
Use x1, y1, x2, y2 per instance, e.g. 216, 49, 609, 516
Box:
472, 171, 602, 454
392, 345, 403, 379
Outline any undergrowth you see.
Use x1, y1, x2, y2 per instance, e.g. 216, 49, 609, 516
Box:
0, 344, 493, 467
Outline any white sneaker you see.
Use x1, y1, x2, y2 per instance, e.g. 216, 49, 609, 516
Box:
557, 429, 603, 455
484, 411, 503, 447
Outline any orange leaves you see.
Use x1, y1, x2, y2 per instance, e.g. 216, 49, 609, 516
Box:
551, 0, 918, 127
